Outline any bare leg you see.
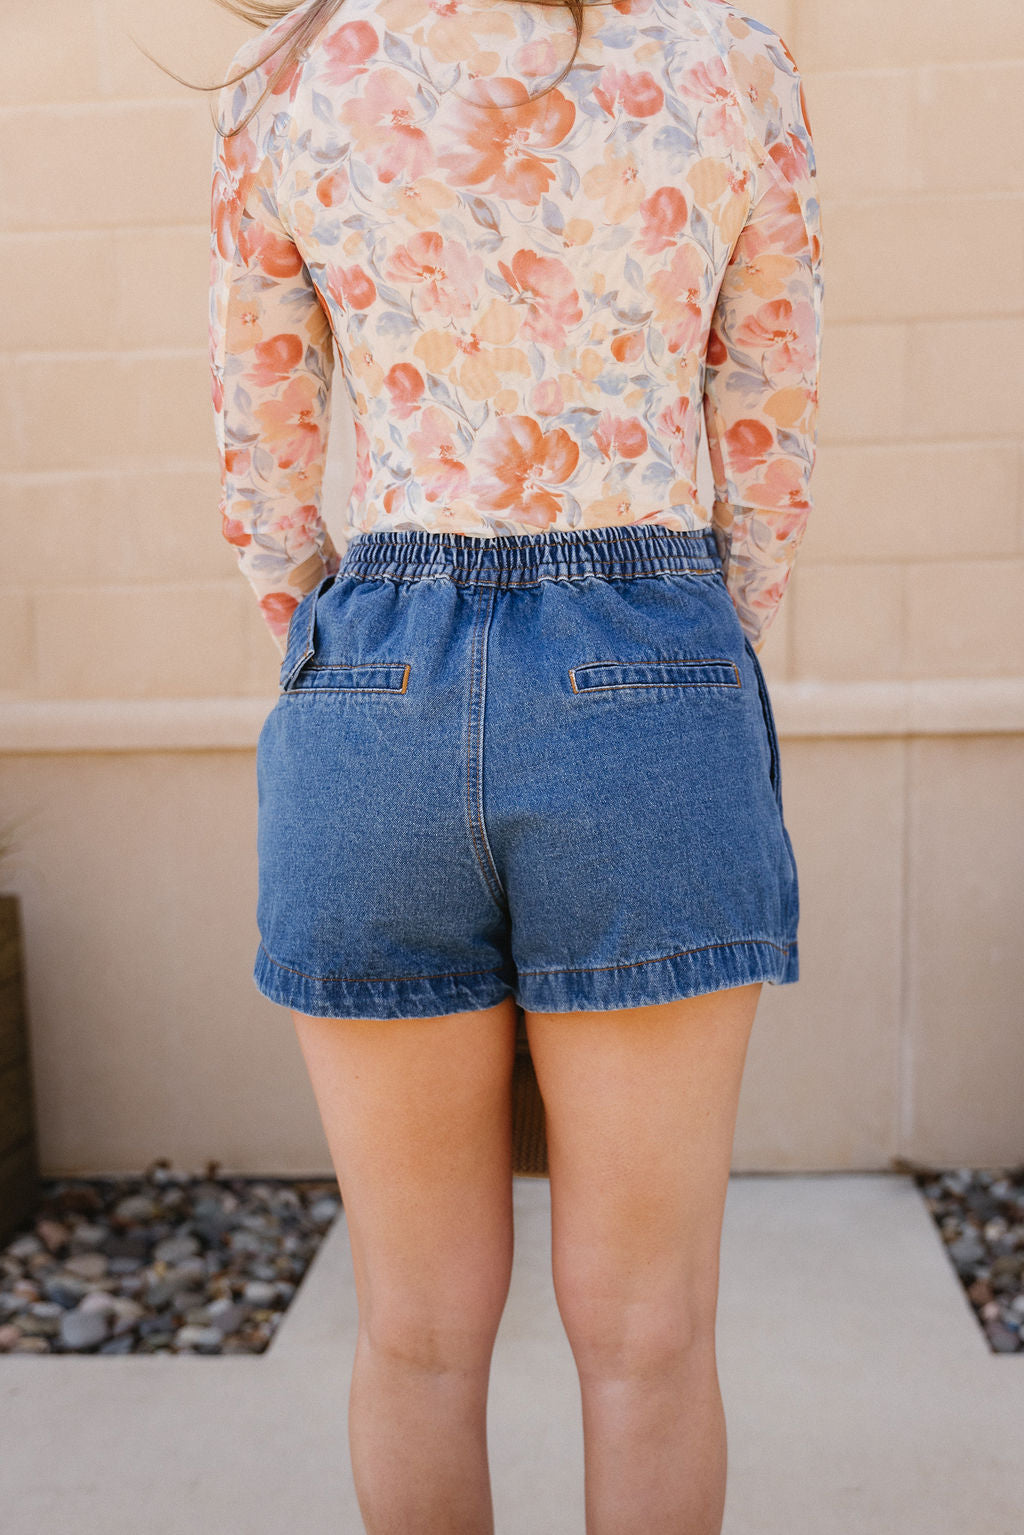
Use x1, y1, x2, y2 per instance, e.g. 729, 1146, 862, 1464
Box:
291, 998, 519, 1535
524, 982, 762, 1535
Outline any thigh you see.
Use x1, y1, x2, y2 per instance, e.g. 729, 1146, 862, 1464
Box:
523, 984, 761, 1361
291, 998, 519, 1357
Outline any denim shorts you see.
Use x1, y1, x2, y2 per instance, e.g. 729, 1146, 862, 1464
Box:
253, 523, 799, 1019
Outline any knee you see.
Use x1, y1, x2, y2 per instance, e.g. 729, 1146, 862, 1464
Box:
361, 1279, 509, 1375
554, 1270, 718, 1382
362, 1307, 499, 1375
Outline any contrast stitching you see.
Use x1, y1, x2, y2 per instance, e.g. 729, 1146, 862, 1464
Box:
288, 661, 411, 693
572, 656, 739, 672
258, 941, 507, 986
279, 573, 341, 689
569, 658, 741, 692
280, 643, 314, 690
304, 660, 410, 671
518, 936, 794, 979
744, 638, 782, 802
333, 567, 720, 589
280, 685, 408, 695
258, 935, 793, 986
465, 583, 508, 911
570, 679, 741, 693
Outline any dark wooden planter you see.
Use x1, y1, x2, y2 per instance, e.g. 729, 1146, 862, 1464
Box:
0, 895, 40, 1245
511, 1005, 548, 1178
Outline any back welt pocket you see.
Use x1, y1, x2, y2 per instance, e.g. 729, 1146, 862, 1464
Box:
284, 661, 411, 693
569, 658, 741, 693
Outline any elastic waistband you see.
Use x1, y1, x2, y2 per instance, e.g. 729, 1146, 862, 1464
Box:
337, 523, 722, 586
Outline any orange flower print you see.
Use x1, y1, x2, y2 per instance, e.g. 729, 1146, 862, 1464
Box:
582, 145, 645, 222
646, 243, 706, 354
341, 68, 432, 183
531, 377, 565, 416
593, 412, 648, 461
656, 396, 693, 468
386, 176, 458, 230
285, 459, 332, 512
729, 47, 780, 131
637, 187, 690, 256
673, 54, 749, 153
224, 300, 262, 354
384, 363, 424, 420
254, 374, 326, 470
414, 300, 530, 403
594, 67, 664, 119
384, 0, 459, 30
385, 231, 482, 320
220, 439, 247, 477
348, 341, 384, 399
316, 168, 350, 209
384, 0, 517, 68
497, 251, 582, 347
750, 176, 817, 264
265, 40, 303, 101
408, 405, 471, 501
580, 492, 637, 526
219, 483, 251, 548
610, 330, 645, 362
351, 417, 372, 502
748, 462, 812, 513
211, 3, 823, 654
440, 80, 575, 206
731, 297, 817, 377
237, 222, 304, 279
321, 19, 379, 86
716, 418, 774, 480
514, 38, 564, 78
271, 503, 326, 543
210, 129, 260, 261
472, 416, 579, 525
687, 159, 752, 244
249, 332, 306, 389
261, 589, 300, 634
325, 263, 377, 310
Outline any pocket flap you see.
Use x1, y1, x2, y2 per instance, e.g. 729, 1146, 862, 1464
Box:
569, 657, 741, 692
289, 661, 411, 693
278, 573, 338, 691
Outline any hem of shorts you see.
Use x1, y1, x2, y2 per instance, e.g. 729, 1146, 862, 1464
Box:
513, 936, 799, 1014
254, 941, 515, 1020
254, 935, 798, 1020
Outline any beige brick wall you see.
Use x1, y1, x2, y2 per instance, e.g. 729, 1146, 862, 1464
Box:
1, 1, 1022, 1173
0, 0, 259, 699
2, 0, 1021, 694
774, 4, 1024, 685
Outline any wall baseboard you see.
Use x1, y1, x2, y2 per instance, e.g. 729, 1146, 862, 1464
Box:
1, 679, 1023, 753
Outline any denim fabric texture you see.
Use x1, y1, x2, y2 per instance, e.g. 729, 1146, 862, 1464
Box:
254, 523, 799, 1019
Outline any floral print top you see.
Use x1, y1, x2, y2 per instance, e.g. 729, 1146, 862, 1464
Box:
210, 0, 823, 656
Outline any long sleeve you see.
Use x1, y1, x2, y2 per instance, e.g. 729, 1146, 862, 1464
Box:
209, 96, 340, 659
703, 49, 824, 653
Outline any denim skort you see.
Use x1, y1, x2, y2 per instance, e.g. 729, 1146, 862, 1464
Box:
253, 523, 799, 1019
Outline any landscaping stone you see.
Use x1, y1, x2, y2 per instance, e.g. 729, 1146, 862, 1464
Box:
0, 1160, 340, 1355
909, 1162, 1024, 1355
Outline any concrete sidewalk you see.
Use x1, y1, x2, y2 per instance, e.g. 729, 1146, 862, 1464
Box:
1, 1175, 1020, 1533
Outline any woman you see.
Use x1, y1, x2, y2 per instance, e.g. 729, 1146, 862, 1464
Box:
207, 0, 823, 1528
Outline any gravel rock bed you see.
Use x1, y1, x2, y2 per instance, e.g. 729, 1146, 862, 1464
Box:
4, 1159, 1020, 1357
900, 1159, 1024, 1353
0, 1160, 341, 1355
